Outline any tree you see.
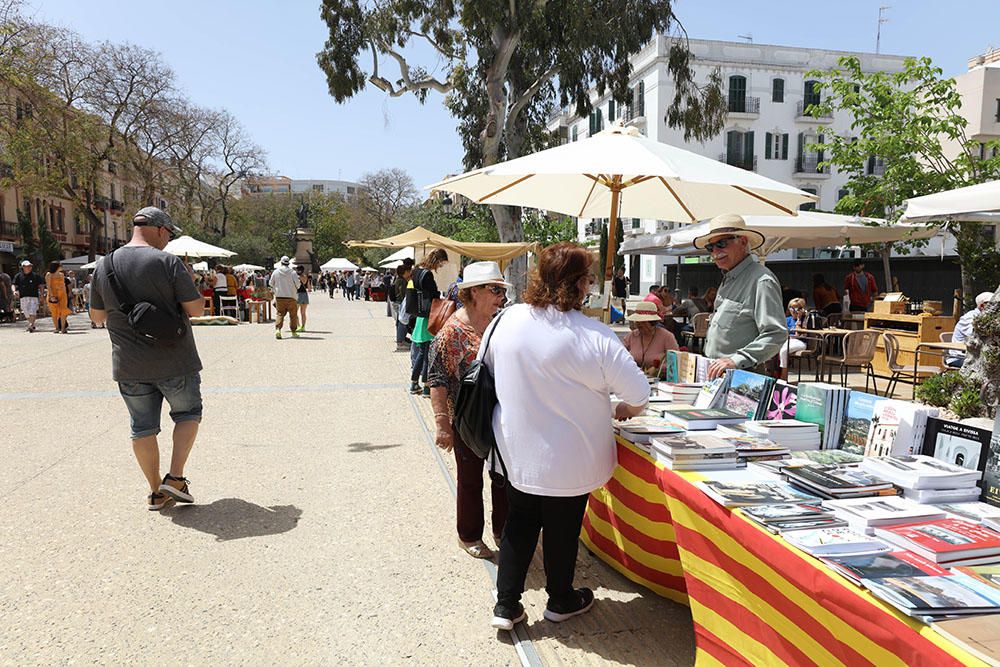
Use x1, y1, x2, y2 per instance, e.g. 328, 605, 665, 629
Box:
15, 207, 36, 261
316, 1, 725, 290
357, 167, 418, 232
522, 211, 575, 247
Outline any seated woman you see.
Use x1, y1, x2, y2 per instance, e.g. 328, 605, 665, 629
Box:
622, 301, 679, 376
812, 273, 842, 317
779, 297, 809, 380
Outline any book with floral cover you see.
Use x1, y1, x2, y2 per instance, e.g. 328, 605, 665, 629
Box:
763, 381, 797, 420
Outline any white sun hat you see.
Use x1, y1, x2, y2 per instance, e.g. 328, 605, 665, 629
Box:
461, 261, 512, 289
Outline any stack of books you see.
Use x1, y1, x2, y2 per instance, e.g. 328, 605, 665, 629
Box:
874, 518, 1000, 566
747, 449, 861, 476
717, 434, 790, 464
861, 574, 1000, 619
649, 434, 739, 471
696, 480, 820, 507
823, 496, 946, 534
795, 382, 851, 449
838, 391, 886, 455
922, 417, 994, 493
723, 369, 775, 420
864, 400, 939, 458
740, 502, 845, 533
741, 420, 822, 451
934, 502, 1000, 531
782, 463, 897, 500
820, 550, 949, 586
654, 382, 704, 405
614, 421, 687, 449
782, 526, 890, 556
860, 455, 983, 504
660, 406, 747, 431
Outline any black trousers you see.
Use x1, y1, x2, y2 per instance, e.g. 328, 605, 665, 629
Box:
495, 484, 589, 608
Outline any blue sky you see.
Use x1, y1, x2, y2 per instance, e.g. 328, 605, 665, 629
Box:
27, 1, 1000, 190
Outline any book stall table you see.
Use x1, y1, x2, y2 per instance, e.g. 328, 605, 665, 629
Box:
581, 438, 990, 666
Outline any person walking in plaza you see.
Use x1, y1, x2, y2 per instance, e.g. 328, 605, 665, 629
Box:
427, 261, 510, 560
89, 207, 204, 511
483, 242, 649, 631
622, 301, 679, 376
407, 249, 449, 395
844, 260, 878, 313
45, 261, 71, 333
12, 259, 44, 332
345, 271, 356, 301
612, 266, 629, 310
391, 263, 413, 351
0, 268, 13, 322
295, 264, 310, 332
269, 256, 300, 339
211, 264, 228, 316
696, 214, 787, 379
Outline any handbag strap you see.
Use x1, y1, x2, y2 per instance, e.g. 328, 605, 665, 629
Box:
481, 307, 510, 483
104, 250, 136, 310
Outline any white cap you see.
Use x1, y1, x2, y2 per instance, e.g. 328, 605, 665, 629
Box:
280, 256, 290, 265
976, 292, 995, 307
20, 259, 32, 267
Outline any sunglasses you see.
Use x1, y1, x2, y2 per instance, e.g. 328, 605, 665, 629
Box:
480, 285, 506, 296
704, 236, 738, 253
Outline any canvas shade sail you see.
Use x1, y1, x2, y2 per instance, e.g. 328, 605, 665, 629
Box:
232, 263, 265, 272
901, 180, 1000, 222
347, 225, 538, 266
163, 236, 237, 258
320, 258, 358, 271
377, 246, 415, 265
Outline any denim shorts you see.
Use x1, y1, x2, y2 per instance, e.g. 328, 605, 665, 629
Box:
296, 292, 309, 305
118, 372, 203, 439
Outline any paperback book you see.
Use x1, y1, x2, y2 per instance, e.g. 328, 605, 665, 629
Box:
696, 480, 820, 507
860, 455, 983, 490
782, 526, 890, 556
874, 518, 1000, 565
924, 417, 993, 498
724, 369, 775, 420
740, 502, 832, 526
934, 502, 1000, 527
762, 381, 798, 420
782, 464, 896, 499
743, 420, 822, 451
661, 407, 747, 430
839, 391, 885, 455
796, 383, 850, 449
865, 400, 938, 458
821, 550, 949, 585
789, 450, 865, 466
693, 375, 730, 410
664, 350, 679, 383
694, 355, 710, 383
862, 575, 1000, 618
823, 497, 946, 528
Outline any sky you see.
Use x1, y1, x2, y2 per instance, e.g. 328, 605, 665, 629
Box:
26, 0, 1000, 191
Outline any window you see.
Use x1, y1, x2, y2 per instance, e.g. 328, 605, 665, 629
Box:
347, 186, 356, 194
725, 130, 755, 170
764, 132, 789, 160
838, 188, 849, 201
312, 184, 324, 192
631, 81, 645, 118
772, 78, 784, 103
571, 126, 578, 142
800, 187, 818, 211
631, 218, 641, 230
728, 75, 747, 112
995, 99, 1000, 123
608, 100, 616, 122
804, 80, 821, 107
110, 183, 116, 200
589, 108, 604, 135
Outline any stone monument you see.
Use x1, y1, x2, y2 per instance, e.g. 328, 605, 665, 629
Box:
292, 199, 318, 273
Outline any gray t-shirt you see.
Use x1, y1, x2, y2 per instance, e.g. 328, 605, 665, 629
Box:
91, 245, 203, 382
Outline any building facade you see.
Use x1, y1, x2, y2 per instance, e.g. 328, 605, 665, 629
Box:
242, 176, 363, 200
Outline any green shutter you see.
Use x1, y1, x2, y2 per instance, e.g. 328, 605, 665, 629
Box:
781, 133, 789, 160
765, 133, 773, 159
608, 100, 615, 122
597, 108, 603, 130
744, 131, 754, 168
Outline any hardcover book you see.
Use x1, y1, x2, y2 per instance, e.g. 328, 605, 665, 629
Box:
724, 369, 774, 420
763, 381, 798, 420
839, 391, 885, 455
924, 417, 993, 494
874, 518, 1000, 564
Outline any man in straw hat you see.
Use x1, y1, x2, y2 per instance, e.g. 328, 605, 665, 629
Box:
694, 214, 787, 379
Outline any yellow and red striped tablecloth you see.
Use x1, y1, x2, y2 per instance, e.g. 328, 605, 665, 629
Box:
581, 439, 989, 667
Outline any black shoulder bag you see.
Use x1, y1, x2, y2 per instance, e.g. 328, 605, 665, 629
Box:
105, 251, 187, 343
453, 309, 509, 477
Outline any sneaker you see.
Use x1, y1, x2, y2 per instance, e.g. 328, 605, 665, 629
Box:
295, 326, 305, 333
147, 491, 174, 511
291, 330, 300, 338
27, 325, 35, 332
159, 474, 194, 503
491, 601, 526, 631
543, 588, 594, 623
275, 330, 282, 339
409, 383, 421, 394
422, 386, 431, 397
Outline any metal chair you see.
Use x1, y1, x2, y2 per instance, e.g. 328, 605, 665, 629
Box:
820, 329, 881, 392
218, 295, 240, 320
883, 332, 939, 399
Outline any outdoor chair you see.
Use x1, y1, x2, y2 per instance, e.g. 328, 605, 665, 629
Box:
202, 296, 214, 317
882, 332, 939, 399
819, 329, 881, 393
683, 312, 711, 353
218, 296, 240, 320
940, 332, 953, 342
788, 333, 822, 383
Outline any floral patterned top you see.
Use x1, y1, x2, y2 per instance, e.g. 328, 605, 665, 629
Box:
426, 315, 482, 420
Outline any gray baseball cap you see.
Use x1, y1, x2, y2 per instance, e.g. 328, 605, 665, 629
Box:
133, 206, 182, 236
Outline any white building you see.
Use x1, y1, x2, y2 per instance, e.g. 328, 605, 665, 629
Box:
546, 37, 951, 291
289, 179, 363, 200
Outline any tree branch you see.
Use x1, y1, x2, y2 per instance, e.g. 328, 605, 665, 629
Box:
505, 65, 558, 135
368, 42, 451, 97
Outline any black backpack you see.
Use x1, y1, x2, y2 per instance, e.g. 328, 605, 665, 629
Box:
104, 250, 187, 343
453, 309, 508, 474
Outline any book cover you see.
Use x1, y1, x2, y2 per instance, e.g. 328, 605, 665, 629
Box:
693, 375, 729, 410
823, 551, 949, 582
933, 615, 1000, 665
935, 502, 1000, 524
791, 450, 864, 465
665, 350, 679, 383
795, 383, 831, 442
741, 502, 829, 524
650, 433, 736, 456
953, 565, 1000, 592
824, 497, 946, 527
696, 480, 819, 506
724, 369, 774, 420
839, 391, 885, 455
876, 519, 1000, 558
763, 381, 797, 420
866, 400, 937, 457
863, 575, 1000, 612
783, 527, 888, 554
661, 407, 747, 429
694, 355, 709, 383
984, 410, 1000, 508
925, 417, 993, 479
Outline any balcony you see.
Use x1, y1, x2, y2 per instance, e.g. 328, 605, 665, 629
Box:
727, 96, 760, 116
92, 195, 110, 210
796, 100, 832, 121
718, 153, 758, 172
0, 220, 17, 238
621, 103, 646, 125
110, 199, 125, 212
794, 156, 831, 178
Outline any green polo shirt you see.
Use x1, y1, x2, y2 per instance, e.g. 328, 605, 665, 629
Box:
704, 254, 788, 369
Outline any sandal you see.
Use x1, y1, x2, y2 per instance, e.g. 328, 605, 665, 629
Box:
458, 538, 494, 559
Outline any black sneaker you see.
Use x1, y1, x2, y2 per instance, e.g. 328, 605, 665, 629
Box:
490, 601, 526, 631
409, 383, 421, 394
159, 474, 194, 503
147, 492, 174, 511
543, 588, 594, 622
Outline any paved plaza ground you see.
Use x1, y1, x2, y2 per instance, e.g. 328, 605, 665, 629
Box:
0, 294, 695, 666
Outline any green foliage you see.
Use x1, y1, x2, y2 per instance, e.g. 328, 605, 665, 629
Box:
951, 385, 986, 420
522, 211, 576, 247
915, 372, 986, 419
36, 219, 61, 265
16, 207, 37, 260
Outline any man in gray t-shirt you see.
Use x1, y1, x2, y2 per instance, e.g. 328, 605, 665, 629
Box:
90, 207, 206, 512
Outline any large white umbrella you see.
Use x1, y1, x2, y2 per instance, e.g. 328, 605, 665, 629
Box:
60, 254, 103, 268
428, 124, 817, 277
232, 263, 265, 272
320, 257, 358, 272
621, 212, 941, 256
901, 180, 1000, 222
164, 235, 237, 258
378, 246, 415, 266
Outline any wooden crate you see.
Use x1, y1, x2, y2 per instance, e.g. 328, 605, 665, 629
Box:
865, 313, 954, 375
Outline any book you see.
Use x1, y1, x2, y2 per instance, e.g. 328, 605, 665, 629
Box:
661, 456, 742, 471
862, 575, 1000, 617
933, 615, 1000, 666
796, 383, 850, 449
762, 381, 798, 420
743, 420, 822, 450
874, 518, 1000, 564
823, 497, 946, 528
783, 464, 895, 499
983, 410, 1000, 507
865, 400, 938, 458
616, 423, 687, 445
934, 502, 1000, 527
789, 450, 864, 466
679, 351, 698, 383
664, 350, 679, 383
650, 433, 736, 457
660, 407, 747, 430
860, 455, 982, 490
719, 435, 790, 460
694, 354, 709, 383
724, 369, 774, 420
696, 480, 820, 507
769, 516, 848, 533
693, 375, 729, 410
822, 551, 949, 585
838, 391, 885, 455
903, 487, 983, 504
953, 564, 1000, 592
740, 502, 832, 525
783, 526, 890, 556
925, 417, 993, 496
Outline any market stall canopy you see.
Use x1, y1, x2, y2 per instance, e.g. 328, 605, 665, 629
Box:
347, 225, 538, 266
192, 261, 209, 272
232, 263, 265, 272
80, 260, 98, 270
60, 254, 103, 268
164, 235, 237, 258
620, 212, 941, 256
320, 257, 358, 271
378, 246, 415, 266
900, 180, 1000, 222
359, 267, 380, 272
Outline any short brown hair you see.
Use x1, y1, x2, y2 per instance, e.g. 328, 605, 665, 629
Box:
523, 242, 593, 312
457, 286, 475, 306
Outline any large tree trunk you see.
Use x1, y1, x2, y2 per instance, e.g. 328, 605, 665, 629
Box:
961, 291, 1000, 411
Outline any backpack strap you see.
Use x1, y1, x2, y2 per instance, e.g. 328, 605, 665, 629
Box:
104, 251, 136, 311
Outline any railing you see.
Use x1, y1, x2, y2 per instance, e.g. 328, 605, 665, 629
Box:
622, 102, 645, 122
796, 100, 832, 119
728, 96, 760, 114
718, 153, 758, 172
795, 156, 831, 174
110, 199, 125, 212
92, 195, 110, 210
0, 220, 17, 238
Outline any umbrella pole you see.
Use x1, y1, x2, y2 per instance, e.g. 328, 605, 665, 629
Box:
604, 179, 622, 282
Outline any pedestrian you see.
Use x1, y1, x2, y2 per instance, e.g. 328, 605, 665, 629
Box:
0, 267, 14, 323
947, 291, 995, 367
89, 207, 205, 511
427, 261, 511, 560
696, 214, 787, 379
268, 256, 300, 339
328, 272, 337, 299
612, 266, 629, 310
211, 264, 228, 316
345, 271, 356, 301
390, 264, 412, 351
406, 248, 449, 395
295, 264, 310, 332
483, 242, 649, 631
45, 261, 71, 334
844, 260, 878, 313
12, 259, 44, 332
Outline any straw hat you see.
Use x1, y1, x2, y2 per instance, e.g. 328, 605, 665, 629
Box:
692, 213, 765, 250
461, 261, 512, 289
626, 301, 661, 322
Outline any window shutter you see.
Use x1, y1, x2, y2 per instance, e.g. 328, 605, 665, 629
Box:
608, 100, 615, 122
765, 133, 773, 159
797, 132, 804, 159
744, 131, 754, 166
597, 108, 603, 131
773, 78, 784, 103
637, 81, 645, 116
781, 133, 789, 160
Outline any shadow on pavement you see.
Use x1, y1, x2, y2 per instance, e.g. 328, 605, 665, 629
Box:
163, 498, 302, 541
347, 441, 403, 453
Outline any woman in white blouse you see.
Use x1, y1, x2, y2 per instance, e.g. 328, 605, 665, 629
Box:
481, 242, 649, 631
